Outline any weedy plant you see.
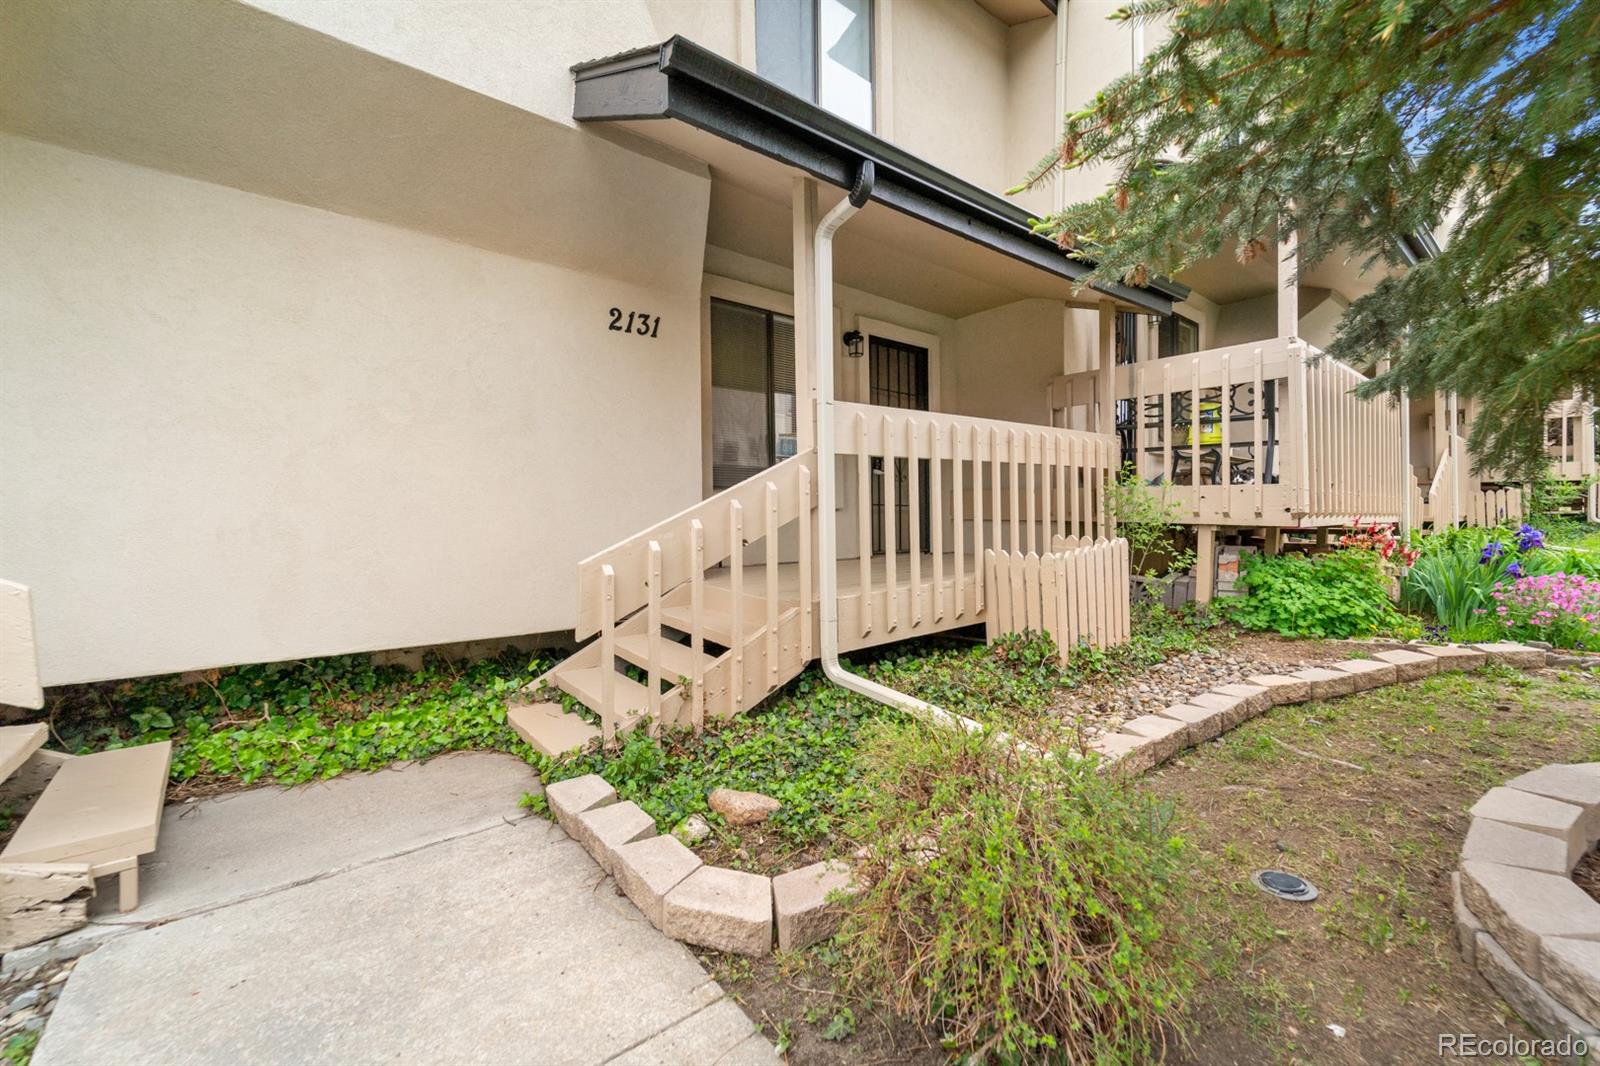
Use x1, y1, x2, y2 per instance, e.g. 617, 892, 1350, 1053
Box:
1106, 463, 1196, 589
836, 721, 1193, 1063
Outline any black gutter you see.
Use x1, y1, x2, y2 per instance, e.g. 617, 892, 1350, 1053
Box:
572, 37, 1182, 316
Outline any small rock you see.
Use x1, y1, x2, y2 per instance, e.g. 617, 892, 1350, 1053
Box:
20, 1017, 43, 1033
7, 990, 39, 1013
672, 814, 711, 846
47, 971, 68, 985
6, 1008, 36, 1027
707, 788, 781, 826
1326, 1023, 1346, 1038
1526, 639, 1553, 651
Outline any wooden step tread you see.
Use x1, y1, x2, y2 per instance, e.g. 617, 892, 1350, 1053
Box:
0, 723, 47, 782
507, 703, 598, 759
612, 633, 718, 678
659, 601, 802, 645
555, 666, 654, 719
1, 741, 172, 866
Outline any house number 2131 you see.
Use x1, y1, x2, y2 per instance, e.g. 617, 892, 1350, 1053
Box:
608, 308, 661, 337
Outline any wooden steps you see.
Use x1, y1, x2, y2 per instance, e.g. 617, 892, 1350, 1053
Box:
556, 666, 653, 723
613, 632, 715, 680
658, 587, 772, 646
1, 740, 172, 916
532, 454, 819, 749
507, 702, 598, 758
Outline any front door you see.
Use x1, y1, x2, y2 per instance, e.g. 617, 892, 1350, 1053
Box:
709, 298, 796, 492
868, 336, 930, 555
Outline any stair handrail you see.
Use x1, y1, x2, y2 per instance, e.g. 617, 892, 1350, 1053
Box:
574, 450, 817, 640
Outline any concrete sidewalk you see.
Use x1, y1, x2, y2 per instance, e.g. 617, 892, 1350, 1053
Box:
27, 752, 777, 1066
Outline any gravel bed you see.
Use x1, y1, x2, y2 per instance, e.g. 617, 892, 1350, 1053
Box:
1056, 641, 1345, 740
1, 954, 77, 1054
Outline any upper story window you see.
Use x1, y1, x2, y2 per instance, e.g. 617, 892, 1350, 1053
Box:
755, 0, 874, 130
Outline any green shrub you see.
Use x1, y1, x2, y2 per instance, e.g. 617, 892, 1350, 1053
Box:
836, 722, 1192, 1063
1221, 550, 1403, 639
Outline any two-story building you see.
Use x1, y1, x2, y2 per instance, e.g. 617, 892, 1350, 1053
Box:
1, 0, 1484, 735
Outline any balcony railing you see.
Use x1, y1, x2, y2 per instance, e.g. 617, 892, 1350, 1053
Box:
1065, 337, 1410, 527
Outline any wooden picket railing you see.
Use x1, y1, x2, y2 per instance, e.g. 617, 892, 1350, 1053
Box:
1114, 337, 1300, 525
1409, 436, 1524, 528
545, 450, 815, 741
1412, 478, 1524, 529
1302, 350, 1408, 523
1546, 393, 1597, 482
983, 538, 1131, 659
830, 401, 1118, 651
1107, 338, 1408, 527
574, 452, 814, 642
533, 405, 1122, 744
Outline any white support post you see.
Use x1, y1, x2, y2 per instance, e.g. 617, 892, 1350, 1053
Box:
1195, 525, 1217, 604
1277, 224, 1299, 340
1398, 386, 1413, 544
1280, 224, 1311, 518
1448, 391, 1461, 526
1097, 302, 1116, 437
792, 178, 819, 453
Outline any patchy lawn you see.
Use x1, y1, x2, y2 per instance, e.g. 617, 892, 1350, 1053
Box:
1147, 664, 1600, 1066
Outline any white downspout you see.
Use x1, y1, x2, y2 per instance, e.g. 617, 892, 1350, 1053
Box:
812, 163, 977, 733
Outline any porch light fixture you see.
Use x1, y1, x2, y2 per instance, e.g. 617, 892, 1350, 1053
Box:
842, 329, 864, 358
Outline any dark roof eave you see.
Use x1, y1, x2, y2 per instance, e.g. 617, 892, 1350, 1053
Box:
572, 38, 1178, 316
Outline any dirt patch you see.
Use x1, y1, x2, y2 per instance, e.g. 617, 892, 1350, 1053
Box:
694, 821, 828, 878
697, 948, 946, 1066
1573, 845, 1600, 906
1144, 667, 1600, 1066
1220, 630, 1372, 667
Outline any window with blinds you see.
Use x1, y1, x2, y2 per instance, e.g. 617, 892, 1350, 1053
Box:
710, 298, 796, 491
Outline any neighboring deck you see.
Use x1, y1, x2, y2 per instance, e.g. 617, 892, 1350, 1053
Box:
1058, 336, 1410, 529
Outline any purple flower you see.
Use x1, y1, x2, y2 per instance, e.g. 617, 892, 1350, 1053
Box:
1480, 542, 1505, 564
1506, 561, 1523, 578
1516, 524, 1545, 552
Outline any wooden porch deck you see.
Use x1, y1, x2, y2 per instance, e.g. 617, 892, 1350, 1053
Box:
706, 551, 984, 653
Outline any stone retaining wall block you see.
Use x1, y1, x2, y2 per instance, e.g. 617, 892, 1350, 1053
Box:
573, 802, 657, 877
613, 834, 704, 929
662, 866, 774, 957
772, 861, 859, 952
546, 774, 617, 838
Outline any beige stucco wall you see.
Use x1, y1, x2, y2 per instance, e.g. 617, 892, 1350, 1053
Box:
952, 299, 1064, 425
1004, 15, 1061, 216
1297, 288, 1350, 351
1212, 288, 1345, 350
1058, 0, 1139, 208
887, 0, 1011, 192
1, 134, 707, 685
248, 0, 741, 125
